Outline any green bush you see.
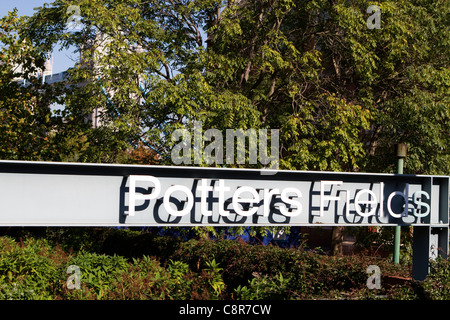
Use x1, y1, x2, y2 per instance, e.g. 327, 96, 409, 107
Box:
172, 238, 319, 294
0, 235, 223, 300
102, 256, 220, 300
0, 237, 68, 300
420, 258, 450, 299
172, 238, 410, 298
204, 259, 226, 298
63, 252, 129, 299
101, 255, 177, 300
234, 272, 291, 300
1, 231, 447, 300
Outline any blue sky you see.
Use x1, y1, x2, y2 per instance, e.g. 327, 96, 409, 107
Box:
0, 0, 77, 73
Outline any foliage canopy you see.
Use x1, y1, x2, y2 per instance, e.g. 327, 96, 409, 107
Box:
0, 0, 447, 174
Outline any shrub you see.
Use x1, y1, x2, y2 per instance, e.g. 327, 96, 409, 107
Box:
102, 256, 220, 300
0, 232, 436, 300
420, 258, 450, 299
62, 252, 129, 299
234, 272, 291, 300
173, 238, 325, 296
0, 237, 69, 299
101, 255, 172, 300
172, 238, 414, 298
204, 259, 226, 297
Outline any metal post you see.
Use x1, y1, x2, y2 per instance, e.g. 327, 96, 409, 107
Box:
393, 143, 407, 264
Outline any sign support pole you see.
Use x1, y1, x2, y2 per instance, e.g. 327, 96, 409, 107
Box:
412, 176, 449, 280
393, 144, 406, 264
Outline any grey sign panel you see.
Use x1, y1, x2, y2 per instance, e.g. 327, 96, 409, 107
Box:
0, 160, 448, 227
0, 173, 122, 226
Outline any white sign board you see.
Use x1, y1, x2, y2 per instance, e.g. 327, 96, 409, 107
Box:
0, 161, 447, 227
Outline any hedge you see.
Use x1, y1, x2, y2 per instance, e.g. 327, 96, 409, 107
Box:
0, 228, 448, 300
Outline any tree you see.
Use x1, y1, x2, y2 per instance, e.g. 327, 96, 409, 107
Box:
25, 0, 260, 164
12, 0, 450, 170
206, 0, 449, 174
0, 10, 62, 161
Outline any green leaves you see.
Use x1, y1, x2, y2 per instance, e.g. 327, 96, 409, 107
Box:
0, 11, 62, 161
0, 237, 64, 299
0, 0, 447, 174
280, 93, 371, 172
234, 272, 290, 300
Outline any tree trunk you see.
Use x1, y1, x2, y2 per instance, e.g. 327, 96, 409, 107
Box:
331, 226, 344, 256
